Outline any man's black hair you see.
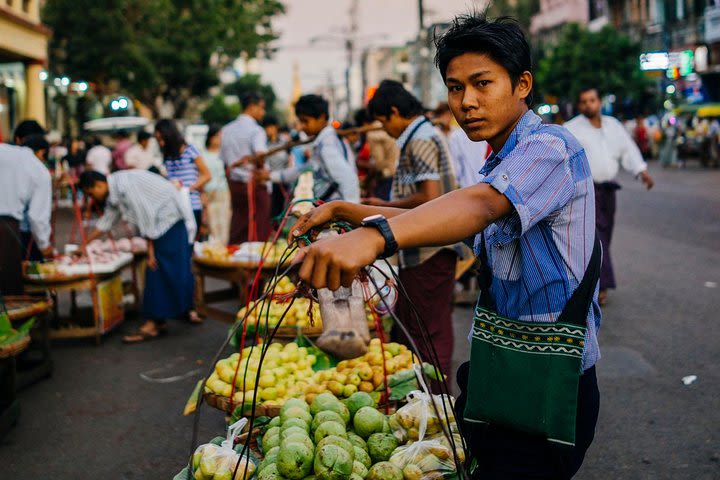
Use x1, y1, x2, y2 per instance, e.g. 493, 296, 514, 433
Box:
21, 134, 49, 153
137, 131, 152, 142
435, 13, 534, 106
295, 94, 329, 119
367, 80, 424, 119
205, 124, 222, 149
241, 91, 264, 110
262, 115, 279, 128
354, 108, 371, 125
154, 118, 185, 159
13, 119, 45, 144
577, 86, 601, 102
78, 170, 107, 190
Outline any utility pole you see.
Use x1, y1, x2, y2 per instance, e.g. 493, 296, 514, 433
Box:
417, 0, 431, 106
345, 0, 359, 118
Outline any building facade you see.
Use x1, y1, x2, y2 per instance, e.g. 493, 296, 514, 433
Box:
0, 0, 50, 140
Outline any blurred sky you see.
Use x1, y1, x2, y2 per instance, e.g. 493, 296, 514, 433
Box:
257, 0, 484, 103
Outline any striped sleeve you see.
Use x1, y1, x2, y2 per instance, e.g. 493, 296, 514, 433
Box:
482, 131, 575, 235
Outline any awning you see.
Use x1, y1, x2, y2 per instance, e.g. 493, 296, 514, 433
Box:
83, 116, 149, 132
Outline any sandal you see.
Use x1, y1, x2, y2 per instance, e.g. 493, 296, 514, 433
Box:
122, 329, 161, 343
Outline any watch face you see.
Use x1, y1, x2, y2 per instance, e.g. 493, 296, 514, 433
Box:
362, 214, 384, 223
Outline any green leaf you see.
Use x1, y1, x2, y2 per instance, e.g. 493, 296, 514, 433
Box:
172, 466, 191, 480
0, 312, 12, 334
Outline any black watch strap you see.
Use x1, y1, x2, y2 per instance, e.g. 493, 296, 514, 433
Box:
361, 215, 398, 259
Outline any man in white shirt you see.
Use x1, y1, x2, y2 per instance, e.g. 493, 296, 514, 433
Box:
0, 123, 53, 295
220, 92, 271, 243
565, 87, 654, 305
267, 94, 360, 203
85, 138, 113, 174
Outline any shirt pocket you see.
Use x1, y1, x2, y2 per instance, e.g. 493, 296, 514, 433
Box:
486, 221, 522, 282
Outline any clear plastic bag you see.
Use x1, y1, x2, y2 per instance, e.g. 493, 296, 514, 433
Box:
192, 419, 257, 480
387, 366, 465, 479
315, 230, 371, 359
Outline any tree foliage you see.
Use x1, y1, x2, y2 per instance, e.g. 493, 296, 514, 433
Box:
535, 24, 653, 108
201, 74, 279, 125
486, 0, 540, 32
42, 0, 284, 117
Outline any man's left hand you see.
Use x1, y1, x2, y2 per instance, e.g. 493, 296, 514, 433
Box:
41, 246, 55, 259
639, 171, 654, 190
296, 228, 385, 290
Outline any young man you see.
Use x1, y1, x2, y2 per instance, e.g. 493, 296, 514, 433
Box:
125, 131, 163, 173
267, 94, 359, 203
0, 121, 53, 295
262, 116, 291, 219
292, 14, 600, 479
565, 87, 654, 305
80, 170, 195, 343
361, 80, 458, 380
220, 91, 271, 243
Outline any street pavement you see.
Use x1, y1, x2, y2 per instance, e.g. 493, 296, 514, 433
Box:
2, 162, 719, 479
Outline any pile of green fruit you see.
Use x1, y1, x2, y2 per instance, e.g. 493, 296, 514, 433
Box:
257, 392, 412, 480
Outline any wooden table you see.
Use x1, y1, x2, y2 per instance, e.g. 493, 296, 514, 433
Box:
23, 256, 141, 344
192, 256, 291, 323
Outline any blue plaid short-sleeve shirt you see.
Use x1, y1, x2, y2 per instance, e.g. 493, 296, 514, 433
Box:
476, 110, 601, 370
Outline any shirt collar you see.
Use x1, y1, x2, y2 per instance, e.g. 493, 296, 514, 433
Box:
480, 110, 541, 175
395, 116, 429, 150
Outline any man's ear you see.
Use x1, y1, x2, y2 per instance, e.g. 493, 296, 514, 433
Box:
516, 71, 533, 103
390, 106, 400, 118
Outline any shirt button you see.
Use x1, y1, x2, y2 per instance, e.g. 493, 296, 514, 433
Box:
502, 174, 508, 181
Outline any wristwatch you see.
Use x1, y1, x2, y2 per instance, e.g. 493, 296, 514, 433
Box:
360, 214, 398, 259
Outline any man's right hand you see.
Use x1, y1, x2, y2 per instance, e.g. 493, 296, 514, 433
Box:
41, 246, 55, 259
290, 202, 343, 242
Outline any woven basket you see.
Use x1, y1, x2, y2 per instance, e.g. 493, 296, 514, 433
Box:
0, 335, 31, 359
4, 295, 52, 322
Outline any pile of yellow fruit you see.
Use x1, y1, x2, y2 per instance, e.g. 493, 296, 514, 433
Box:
201, 243, 230, 261
205, 342, 318, 407
205, 340, 418, 409
237, 277, 380, 331
304, 339, 416, 403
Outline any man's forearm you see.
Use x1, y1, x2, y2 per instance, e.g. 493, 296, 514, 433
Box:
387, 184, 512, 249
381, 191, 429, 209
87, 228, 105, 242
332, 201, 407, 225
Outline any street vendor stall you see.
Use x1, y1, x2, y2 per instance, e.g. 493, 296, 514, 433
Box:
23, 243, 143, 343
192, 241, 297, 323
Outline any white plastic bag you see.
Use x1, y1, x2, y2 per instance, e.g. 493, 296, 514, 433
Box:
192, 419, 256, 480
387, 366, 465, 479
178, 186, 197, 243
315, 230, 371, 359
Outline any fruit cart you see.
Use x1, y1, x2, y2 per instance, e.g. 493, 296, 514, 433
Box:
4, 295, 53, 389
23, 255, 134, 344
192, 242, 296, 323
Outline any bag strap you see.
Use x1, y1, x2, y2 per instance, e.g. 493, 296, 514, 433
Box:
399, 117, 430, 157
477, 233, 495, 310
557, 235, 601, 327
477, 232, 601, 327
